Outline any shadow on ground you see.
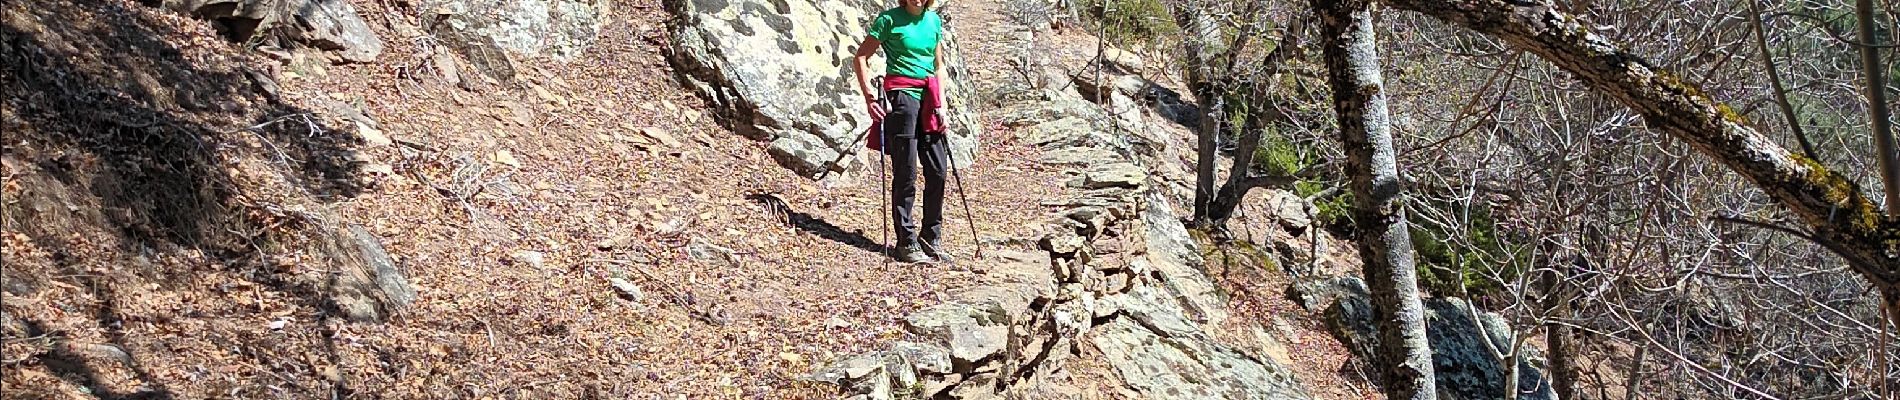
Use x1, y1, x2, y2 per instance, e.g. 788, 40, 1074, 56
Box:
1, 0, 365, 397
746, 193, 888, 256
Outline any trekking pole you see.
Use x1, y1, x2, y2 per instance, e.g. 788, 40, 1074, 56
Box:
943, 135, 983, 259
874, 78, 892, 263
879, 129, 891, 263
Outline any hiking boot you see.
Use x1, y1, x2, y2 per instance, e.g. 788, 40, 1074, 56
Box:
921, 242, 954, 263
894, 245, 931, 263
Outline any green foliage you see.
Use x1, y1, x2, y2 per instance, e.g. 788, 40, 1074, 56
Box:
1294, 180, 1352, 230
1252, 131, 1306, 178
1407, 202, 1529, 298
1080, 0, 1180, 47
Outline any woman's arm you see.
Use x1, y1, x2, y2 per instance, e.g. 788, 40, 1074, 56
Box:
853, 36, 882, 117
933, 40, 944, 75
934, 40, 947, 109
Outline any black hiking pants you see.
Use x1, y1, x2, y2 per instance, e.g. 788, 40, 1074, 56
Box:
884, 91, 949, 249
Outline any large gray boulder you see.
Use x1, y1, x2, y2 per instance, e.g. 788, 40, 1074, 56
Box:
162, 0, 386, 62
422, 0, 609, 81
666, 0, 980, 178
1325, 277, 1557, 400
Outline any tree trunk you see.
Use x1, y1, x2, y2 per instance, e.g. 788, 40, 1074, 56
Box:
1168, 1, 1225, 224
1624, 341, 1648, 398
1196, 20, 1308, 229
1543, 258, 1579, 400
1315, 0, 1438, 398
1854, 0, 1900, 216
1385, 0, 1900, 335
1205, 124, 1265, 225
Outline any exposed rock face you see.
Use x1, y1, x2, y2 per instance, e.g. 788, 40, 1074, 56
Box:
422, 0, 609, 81
161, 0, 386, 62
324, 223, 418, 322
811, 76, 1306, 399
1324, 277, 1557, 400
665, 0, 980, 178
292, 0, 386, 62
1094, 315, 1307, 399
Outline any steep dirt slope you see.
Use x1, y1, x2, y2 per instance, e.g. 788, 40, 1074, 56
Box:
3, 0, 1077, 398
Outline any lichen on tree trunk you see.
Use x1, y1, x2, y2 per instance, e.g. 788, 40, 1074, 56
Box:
1314, 0, 1439, 398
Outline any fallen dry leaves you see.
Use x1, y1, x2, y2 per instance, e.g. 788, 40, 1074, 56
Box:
4, 0, 1083, 399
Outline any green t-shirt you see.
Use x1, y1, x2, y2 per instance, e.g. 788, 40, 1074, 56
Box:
868, 8, 942, 99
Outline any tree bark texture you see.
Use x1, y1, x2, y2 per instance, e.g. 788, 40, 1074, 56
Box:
1315, 0, 1439, 398
1385, 0, 1900, 323
1542, 259, 1579, 400
1168, 1, 1225, 224
1854, 0, 1900, 216
1201, 21, 1310, 228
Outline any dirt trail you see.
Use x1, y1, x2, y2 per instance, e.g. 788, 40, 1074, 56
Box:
3, 0, 1075, 398
1, 0, 1382, 398
303, 1, 1080, 398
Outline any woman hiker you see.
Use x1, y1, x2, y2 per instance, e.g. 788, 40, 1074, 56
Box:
853, 0, 951, 263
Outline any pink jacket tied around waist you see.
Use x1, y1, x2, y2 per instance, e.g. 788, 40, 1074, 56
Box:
866, 75, 945, 151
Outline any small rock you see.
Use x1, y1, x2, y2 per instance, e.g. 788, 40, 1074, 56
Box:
1038, 147, 1120, 167
639, 127, 682, 147
779, 352, 805, 364
362, 163, 396, 176
354, 120, 392, 147
1266, 190, 1311, 233
594, 235, 635, 250
891, 342, 953, 375
1040, 231, 1086, 255
1102, 47, 1145, 72
531, 83, 569, 107
919, 373, 964, 398
493, 149, 520, 167
268, 319, 288, 330
949, 372, 1002, 399
334, 224, 415, 322
290, 0, 385, 62
841, 357, 884, 379
1083, 163, 1145, 189
826, 316, 852, 329
512, 250, 545, 269
685, 238, 736, 264
608, 277, 643, 302
431, 49, 461, 86
946, 325, 1007, 368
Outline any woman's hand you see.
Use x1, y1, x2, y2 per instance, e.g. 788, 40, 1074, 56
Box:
864, 95, 884, 120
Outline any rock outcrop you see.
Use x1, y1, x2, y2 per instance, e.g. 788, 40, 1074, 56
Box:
323, 223, 419, 322
420, 0, 609, 81
665, 0, 980, 179
809, 69, 1307, 399
162, 0, 387, 62
1320, 277, 1558, 400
